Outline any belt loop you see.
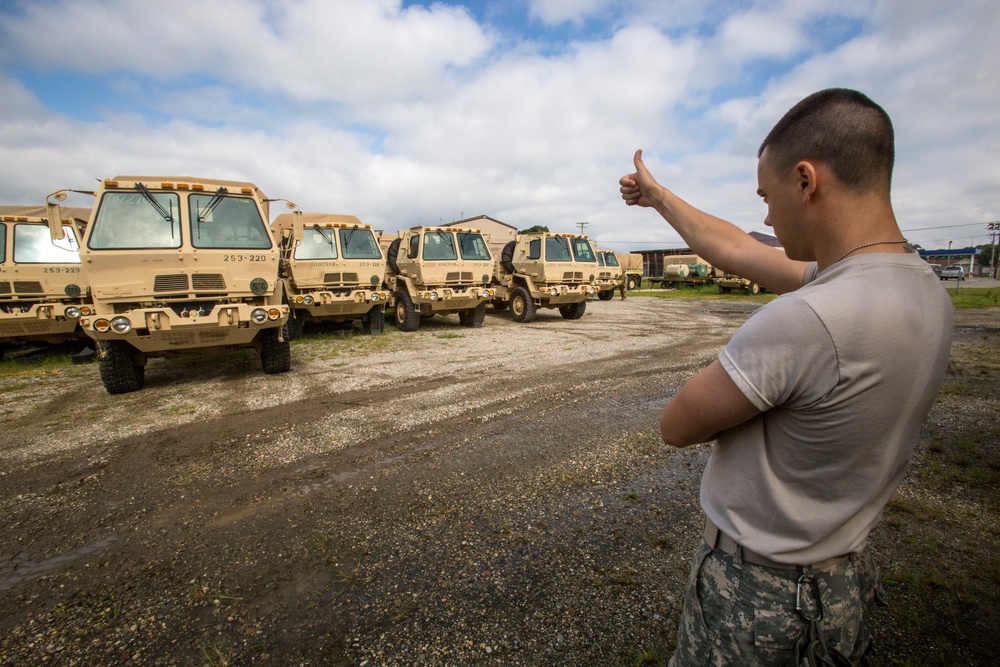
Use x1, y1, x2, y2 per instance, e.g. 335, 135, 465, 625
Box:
704, 516, 721, 549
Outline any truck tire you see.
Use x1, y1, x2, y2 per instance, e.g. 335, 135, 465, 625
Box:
491, 298, 509, 312
98, 340, 145, 394
393, 290, 420, 331
386, 238, 401, 274
509, 286, 536, 323
287, 315, 305, 340
597, 290, 614, 301
362, 305, 385, 335
558, 300, 587, 320
634, 276, 641, 289
745, 282, 761, 296
260, 325, 291, 374
718, 285, 731, 294
627, 276, 638, 290
500, 241, 516, 274
459, 302, 487, 328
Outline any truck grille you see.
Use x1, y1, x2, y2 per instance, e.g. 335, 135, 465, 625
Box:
323, 272, 359, 284
0, 282, 10, 294
154, 274, 189, 292
562, 272, 584, 282
445, 272, 474, 283
14, 281, 43, 294
192, 274, 226, 290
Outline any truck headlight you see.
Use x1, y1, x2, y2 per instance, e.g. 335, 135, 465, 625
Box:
251, 309, 268, 324
110, 317, 132, 334
303, 295, 314, 305
429, 291, 438, 301
65, 307, 81, 319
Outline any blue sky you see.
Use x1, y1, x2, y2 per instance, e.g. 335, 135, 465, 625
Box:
1, 0, 998, 252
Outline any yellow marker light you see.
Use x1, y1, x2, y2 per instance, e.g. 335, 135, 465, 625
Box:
267, 308, 282, 321
241, 187, 253, 194
160, 182, 174, 189
192, 184, 205, 191
103, 180, 119, 188
94, 318, 112, 333
176, 183, 189, 190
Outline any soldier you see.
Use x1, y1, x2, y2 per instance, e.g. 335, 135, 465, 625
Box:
620, 89, 953, 664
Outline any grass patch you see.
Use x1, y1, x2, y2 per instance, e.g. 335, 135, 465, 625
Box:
631, 284, 777, 302
945, 286, 1000, 308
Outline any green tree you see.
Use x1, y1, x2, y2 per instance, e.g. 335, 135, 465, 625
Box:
518, 225, 549, 234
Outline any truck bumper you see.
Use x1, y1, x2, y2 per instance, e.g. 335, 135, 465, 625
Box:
79, 303, 289, 352
290, 289, 390, 318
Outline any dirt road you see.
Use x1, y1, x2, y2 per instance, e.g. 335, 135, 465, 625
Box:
1, 297, 996, 665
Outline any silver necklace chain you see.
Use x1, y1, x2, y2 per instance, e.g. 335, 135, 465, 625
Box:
835, 239, 908, 264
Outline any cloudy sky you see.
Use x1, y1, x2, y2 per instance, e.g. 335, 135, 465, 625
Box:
1, 0, 997, 253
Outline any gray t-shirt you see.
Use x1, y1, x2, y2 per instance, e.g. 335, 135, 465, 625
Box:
707, 251, 953, 565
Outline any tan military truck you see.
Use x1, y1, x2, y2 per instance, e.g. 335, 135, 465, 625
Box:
46, 176, 294, 394
1, 206, 93, 355
614, 251, 644, 290
383, 226, 496, 331
715, 271, 763, 295
271, 212, 389, 337
592, 247, 623, 301
491, 232, 598, 322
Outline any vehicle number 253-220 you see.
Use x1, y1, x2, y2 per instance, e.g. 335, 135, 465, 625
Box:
223, 254, 267, 262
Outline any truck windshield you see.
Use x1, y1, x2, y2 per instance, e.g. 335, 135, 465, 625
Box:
190, 194, 270, 249
0, 224, 6, 262
571, 237, 596, 262
603, 252, 620, 267
544, 236, 572, 262
90, 191, 182, 249
295, 227, 338, 259
13, 224, 81, 263
340, 228, 382, 259
456, 232, 491, 261
422, 231, 458, 261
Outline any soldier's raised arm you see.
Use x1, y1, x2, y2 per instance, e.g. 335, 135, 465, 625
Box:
619, 149, 808, 295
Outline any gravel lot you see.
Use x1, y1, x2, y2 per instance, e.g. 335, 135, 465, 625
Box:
1, 295, 997, 665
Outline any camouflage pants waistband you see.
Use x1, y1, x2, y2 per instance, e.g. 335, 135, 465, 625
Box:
704, 517, 853, 572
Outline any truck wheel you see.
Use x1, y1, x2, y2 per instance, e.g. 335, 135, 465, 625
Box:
510, 286, 536, 323
98, 340, 145, 394
393, 290, 420, 331
362, 305, 385, 335
491, 298, 508, 311
459, 302, 487, 328
718, 286, 731, 294
634, 277, 641, 289
287, 315, 304, 340
260, 325, 291, 374
500, 241, 517, 274
745, 282, 761, 296
627, 277, 637, 290
558, 300, 587, 320
386, 238, 401, 274
598, 290, 614, 301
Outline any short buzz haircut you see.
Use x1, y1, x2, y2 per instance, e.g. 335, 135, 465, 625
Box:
758, 88, 895, 194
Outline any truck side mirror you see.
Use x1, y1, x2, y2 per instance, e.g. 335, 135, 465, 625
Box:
46, 190, 67, 241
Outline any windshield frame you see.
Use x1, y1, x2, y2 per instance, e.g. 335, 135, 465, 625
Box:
456, 232, 491, 261
89, 191, 183, 250
13, 223, 81, 264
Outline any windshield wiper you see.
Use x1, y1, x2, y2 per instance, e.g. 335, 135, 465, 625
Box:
313, 224, 335, 248
197, 187, 228, 223
135, 183, 174, 223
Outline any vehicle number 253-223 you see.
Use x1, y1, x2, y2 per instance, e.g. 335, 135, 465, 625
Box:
223, 254, 267, 262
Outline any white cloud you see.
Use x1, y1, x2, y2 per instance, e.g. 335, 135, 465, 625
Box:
0, 0, 997, 253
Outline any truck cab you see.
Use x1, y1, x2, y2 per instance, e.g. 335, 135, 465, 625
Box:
384, 226, 496, 331
272, 213, 389, 337
0, 206, 92, 352
47, 177, 293, 393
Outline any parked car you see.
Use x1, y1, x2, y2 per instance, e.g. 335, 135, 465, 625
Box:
930, 264, 942, 277
940, 265, 965, 280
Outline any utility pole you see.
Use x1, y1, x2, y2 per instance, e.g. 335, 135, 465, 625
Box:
576, 221, 589, 235
988, 222, 999, 279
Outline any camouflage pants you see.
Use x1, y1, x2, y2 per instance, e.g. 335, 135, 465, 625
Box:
668, 541, 881, 666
